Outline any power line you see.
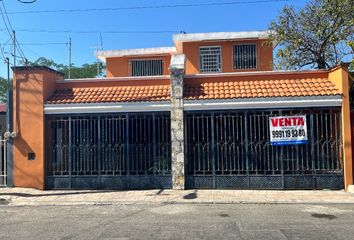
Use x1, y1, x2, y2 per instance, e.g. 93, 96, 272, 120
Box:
0, 42, 67, 45
17, 0, 37, 3
7, 0, 295, 14
0, 1, 26, 63
1, 2, 26, 59
0, 38, 12, 63
1, 28, 179, 34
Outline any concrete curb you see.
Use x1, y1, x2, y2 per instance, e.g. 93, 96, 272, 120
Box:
4, 199, 354, 207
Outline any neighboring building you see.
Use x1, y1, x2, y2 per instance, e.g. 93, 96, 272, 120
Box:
10, 31, 353, 190
0, 103, 6, 186
0, 104, 6, 137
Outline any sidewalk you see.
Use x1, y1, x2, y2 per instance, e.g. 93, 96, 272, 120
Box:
1, 187, 354, 206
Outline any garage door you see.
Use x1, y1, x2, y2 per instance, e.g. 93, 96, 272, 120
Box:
185, 109, 343, 189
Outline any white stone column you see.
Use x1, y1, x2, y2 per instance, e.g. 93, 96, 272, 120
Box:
169, 54, 186, 190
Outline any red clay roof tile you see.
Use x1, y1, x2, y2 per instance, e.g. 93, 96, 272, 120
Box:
46, 77, 340, 104
184, 77, 340, 101
46, 84, 171, 104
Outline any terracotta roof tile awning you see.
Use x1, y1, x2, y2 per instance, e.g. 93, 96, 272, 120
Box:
47, 77, 341, 105
184, 78, 341, 100
47, 85, 170, 104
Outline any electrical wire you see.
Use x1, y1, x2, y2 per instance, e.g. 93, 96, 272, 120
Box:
0, 38, 12, 63
0, 42, 67, 45
2, 28, 179, 34
17, 0, 37, 3
7, 0, 295, 14
1, 1, 26, 60
0, 1, 27, 63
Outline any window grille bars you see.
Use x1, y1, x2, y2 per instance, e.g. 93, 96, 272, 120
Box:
199, 46, 222, 73
233, 44, 257, 70
130, 59, 163, 77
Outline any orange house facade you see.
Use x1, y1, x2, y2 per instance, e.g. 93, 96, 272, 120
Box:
9, 31, 353, 190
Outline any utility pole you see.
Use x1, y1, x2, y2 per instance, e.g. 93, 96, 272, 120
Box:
13, 31, 16, 67
98, 32, 103, 77
68, 37, 72, 79
5, 57, 11, 133
5, 56, 13, 187
93, 32, 104, 77
96, 54, 100, 77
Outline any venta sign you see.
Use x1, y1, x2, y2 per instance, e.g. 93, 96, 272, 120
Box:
269, 115, 308, 146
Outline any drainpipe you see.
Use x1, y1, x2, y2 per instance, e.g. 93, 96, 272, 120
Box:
169, 54, 186, 190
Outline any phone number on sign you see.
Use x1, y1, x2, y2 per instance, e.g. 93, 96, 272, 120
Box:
272, 129, 306, 139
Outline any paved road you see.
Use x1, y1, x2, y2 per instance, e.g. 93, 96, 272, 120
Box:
0, 203, 353, 240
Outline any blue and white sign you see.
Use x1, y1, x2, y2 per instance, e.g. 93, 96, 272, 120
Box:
269, 115, 308, 146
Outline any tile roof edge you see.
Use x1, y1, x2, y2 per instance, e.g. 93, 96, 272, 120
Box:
184, 95, 342, 102
44, 96, 342, 114
45, 100, 171, 106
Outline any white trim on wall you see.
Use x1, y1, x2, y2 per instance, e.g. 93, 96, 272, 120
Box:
44, 96, 342, 114
45, 102, 171, 114
184, 96, 342, 111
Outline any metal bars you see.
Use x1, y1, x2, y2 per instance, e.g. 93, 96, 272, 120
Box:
46, 112, 171, 177
185, 109, 343, 189
0, 139, 7, 186
130, 59, 163, 77
233, 44, 257, 69
199, 46, 222, 73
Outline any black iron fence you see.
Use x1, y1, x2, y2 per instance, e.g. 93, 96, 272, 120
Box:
46, 112, 171, 189
185, 108, 343, 189
46, 108, 344, 190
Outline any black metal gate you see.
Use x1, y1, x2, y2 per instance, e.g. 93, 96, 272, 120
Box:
46, 112, 171, 189
185, 109, 344, 189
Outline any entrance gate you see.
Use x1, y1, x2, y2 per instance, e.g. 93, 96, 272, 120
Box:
185, 109, 344, 189
0, 139, 7, 186
46, 112, 171, 189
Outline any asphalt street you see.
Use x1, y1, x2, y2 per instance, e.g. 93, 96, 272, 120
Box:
0, 203, 353, 240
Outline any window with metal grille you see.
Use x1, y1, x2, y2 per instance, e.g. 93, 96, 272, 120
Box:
199, 46, 222, 73
130, 59, 163, 76
233, 44, 257, 69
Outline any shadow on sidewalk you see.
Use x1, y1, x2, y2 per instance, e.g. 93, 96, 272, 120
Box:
183, 190, 198, 200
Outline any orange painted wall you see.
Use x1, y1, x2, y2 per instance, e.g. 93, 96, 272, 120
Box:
351, 111, 354, 184
106, 55, 171, 77
12, 67, 63, 190
329, 66, 353, 190
57, 78, 170, 90
184, 71, 328, 86
182, 39, 273, 75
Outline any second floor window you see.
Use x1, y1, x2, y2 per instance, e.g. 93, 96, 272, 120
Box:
199, 46, 222, 73
234, 44, 257, 70
131, 59, 163, 76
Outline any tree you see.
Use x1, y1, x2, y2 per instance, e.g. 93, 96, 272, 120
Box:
269, 0, 354, 70
348, 41, 354, 70
0, 77, 7, 103
28, 57, 106, 79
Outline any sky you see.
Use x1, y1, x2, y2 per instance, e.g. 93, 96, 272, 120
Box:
0, 0, 307, 77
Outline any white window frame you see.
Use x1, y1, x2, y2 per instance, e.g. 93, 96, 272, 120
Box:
129, 58, 164, 77
199, 46, 222, 73
233, 43, 257, 70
